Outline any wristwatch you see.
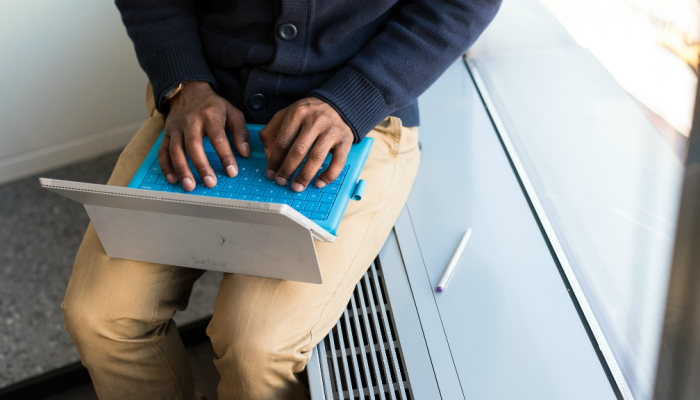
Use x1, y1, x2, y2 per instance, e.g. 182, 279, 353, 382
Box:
163, 81, 188, 104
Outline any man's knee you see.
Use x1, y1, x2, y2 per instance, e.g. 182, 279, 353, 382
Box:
61, 296, 111, 361
207, 317, 308, 397
61, 292, 158, 355
62, 296, 115, 348
207, 321, 271, 372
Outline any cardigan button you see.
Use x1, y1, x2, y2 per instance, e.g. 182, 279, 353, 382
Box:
277, 23, 298, 40
248, 94, 266, 111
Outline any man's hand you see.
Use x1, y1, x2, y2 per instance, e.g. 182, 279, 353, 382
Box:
158, 81, 250, 191
260, 97, 354, 192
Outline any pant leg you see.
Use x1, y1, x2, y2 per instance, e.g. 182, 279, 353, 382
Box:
62, 84, 205, 400
207, 117, 420, 400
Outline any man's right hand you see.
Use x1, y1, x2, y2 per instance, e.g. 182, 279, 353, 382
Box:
158, 81, 250, 191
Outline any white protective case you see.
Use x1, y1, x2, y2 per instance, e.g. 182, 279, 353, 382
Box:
41, 178, 335, 284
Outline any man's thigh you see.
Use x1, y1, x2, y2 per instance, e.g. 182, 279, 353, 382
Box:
207, 117, 420, 373
63, 101, 203, 338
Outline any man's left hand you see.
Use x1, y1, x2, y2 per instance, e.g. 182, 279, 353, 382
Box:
260, 97, 354, 192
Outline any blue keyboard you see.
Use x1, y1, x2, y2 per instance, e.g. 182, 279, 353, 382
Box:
128, 124, 373, 236
137, 150, 349, 221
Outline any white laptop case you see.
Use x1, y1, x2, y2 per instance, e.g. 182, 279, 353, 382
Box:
41, 178, 335, 284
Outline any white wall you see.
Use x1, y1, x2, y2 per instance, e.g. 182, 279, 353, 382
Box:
0, 0, 149, 184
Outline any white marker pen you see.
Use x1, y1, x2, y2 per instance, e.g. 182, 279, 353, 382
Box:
436, 228, 472, 292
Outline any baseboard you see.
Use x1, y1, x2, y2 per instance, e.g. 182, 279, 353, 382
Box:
0, 121, 145, 185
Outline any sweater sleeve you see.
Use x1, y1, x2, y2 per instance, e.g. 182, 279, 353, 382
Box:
115, 0, 217, 114
310, 0, 502, 142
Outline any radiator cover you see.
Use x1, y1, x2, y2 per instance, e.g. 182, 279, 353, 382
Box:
314, 259, 414, 400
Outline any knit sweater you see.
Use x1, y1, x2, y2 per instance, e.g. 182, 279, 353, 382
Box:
115, 0, 501, 142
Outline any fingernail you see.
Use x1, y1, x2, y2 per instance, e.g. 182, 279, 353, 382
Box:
291, 182, 304, 192
166, 173, 176, 184
267, 170, 276, 180
276, 177, 288, 186
315, 180, 327, 188
242, 143, 250, 155
182, 177, 194, 191
203, 176, 216, 187
226, 165, 237, 177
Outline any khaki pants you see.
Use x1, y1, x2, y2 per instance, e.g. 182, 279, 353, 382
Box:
61, 86, 420, 400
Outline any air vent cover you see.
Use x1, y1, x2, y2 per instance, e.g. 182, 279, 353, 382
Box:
315, 259, 413, 400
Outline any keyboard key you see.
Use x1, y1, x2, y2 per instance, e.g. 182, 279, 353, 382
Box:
144, 174, 158, 184
264, 187, 279, 197
149, 165, 161, 174
225, 175, 240, 183
252, 195, 265, 202
173, 187, 185, 194
277, 188, 294, 198
306, 192, 321, 202
323, 184, 340, 193
304, 202, 320, 212
250, 165, 265, 176
252, 176, 266, 186
238, 165, 251, 174
265, 179, 280, 187
156, 175, 169, 185
278, 198, 293, 205
237, 194, 251, 200
292, 200, 306, 210
300, 210, 312, 218
214, 181, 226, 190
206, 151, 217, 161
251, 186, 266, 196
236, 184, 251, 194
307, 184, 322, 192
215, 172, 227, 181
197, 188, 212, 196
266, 197, 278, 203
224, 183, 238, 192
225, 193, 237, 199
212, 191, 225, 197
239, 175, 254, 184
161, 185, 175, 192
292, 191, 307, 200
320, 193, 336, 203
319, 203, 332, 213
311, 212, 328, 220
139, 183, 161, 190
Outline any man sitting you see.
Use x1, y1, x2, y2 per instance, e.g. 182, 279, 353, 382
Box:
61, 0, 501, 398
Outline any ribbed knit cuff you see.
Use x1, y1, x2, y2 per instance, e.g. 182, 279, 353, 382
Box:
144, 45, 217, 115
310, 67, 389, 143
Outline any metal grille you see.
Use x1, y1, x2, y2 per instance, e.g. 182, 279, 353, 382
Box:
316, 259, 413, 400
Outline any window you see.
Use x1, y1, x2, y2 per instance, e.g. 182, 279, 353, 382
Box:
467, 0, 698, 399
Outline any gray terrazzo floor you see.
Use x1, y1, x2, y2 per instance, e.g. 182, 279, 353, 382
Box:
0, 151, 222, 389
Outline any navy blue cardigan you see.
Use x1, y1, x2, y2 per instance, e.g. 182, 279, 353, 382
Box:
115, 0, 501, 142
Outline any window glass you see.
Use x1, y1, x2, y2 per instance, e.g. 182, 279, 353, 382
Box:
539, 0, 698, 154
467, 1, 698, 398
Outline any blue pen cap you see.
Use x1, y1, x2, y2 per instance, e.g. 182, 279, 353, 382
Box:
351, 179, 367, 201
